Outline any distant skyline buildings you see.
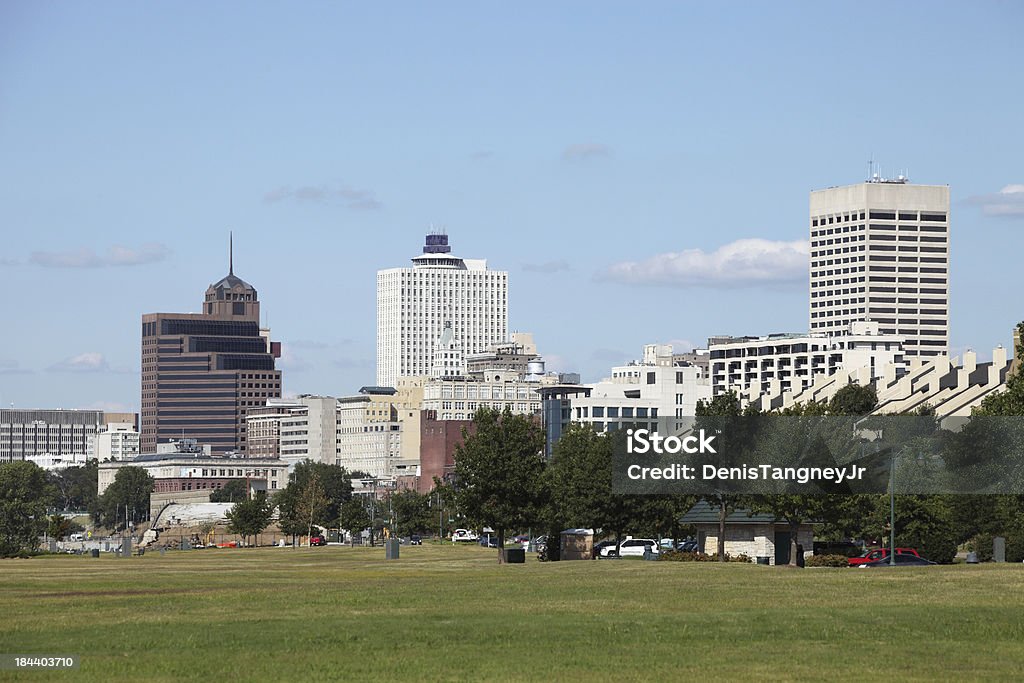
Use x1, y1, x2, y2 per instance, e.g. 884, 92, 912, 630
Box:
376, 233, 508, 387
140, 247, 282, 455
809, 178, 950, 358
2, 4, 1021, 411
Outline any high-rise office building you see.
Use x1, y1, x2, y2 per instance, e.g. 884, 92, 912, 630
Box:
141, 245, 282, 454
809, 176, 949, 358
376, 232, 508, 387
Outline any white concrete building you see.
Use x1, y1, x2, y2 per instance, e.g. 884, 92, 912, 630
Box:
376, 232, 508, 387
336, 391, 406, 480
744, 344, 1011, 420
278, 396, 338, 467
25, 452, 91, 471
93, 422, 140, 461
809, 177, 949, 358
566, 344, 711, 434
1, 409, 105, 464
709, 321, 906, 397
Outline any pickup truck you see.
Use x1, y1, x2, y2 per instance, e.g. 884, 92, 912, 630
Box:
847, 547, 920, 566
451, 529, 479, 543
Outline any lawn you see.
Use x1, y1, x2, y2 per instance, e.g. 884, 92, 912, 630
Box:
1, 545, 1022, 682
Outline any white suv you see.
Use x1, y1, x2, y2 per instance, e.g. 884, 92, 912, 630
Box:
599, 538, 659, 558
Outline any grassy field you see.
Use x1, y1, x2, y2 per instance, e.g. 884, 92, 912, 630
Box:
1, 545, 1022, 682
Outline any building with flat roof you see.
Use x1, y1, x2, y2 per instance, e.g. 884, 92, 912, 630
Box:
810, 177, 949, 358
377, 232, 508, 387
1, 408, 122, 464
708, 321, 906, 397
141, 240, 282, 454
98, 438, 286, 497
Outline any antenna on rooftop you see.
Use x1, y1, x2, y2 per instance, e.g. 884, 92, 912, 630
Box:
229, 231, 234, 275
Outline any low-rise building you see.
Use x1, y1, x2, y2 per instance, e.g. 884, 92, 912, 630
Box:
709, 321, 905, 398
93, 422, 140, 461
98, 438, 286, 496
681, 501, 815, 566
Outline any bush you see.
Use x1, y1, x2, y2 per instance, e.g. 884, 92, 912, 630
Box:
658, 551, 752, 563
806, 554, 849, 567
903, 530, 957, 564
969, 533, 1024, 563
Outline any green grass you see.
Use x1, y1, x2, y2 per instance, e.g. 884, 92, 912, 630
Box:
1, 545, 1022, 682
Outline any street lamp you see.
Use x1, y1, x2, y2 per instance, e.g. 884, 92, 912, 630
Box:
361, 478, 377, 547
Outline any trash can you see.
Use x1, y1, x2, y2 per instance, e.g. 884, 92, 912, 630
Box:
503, 548, 525, 564
90, 549, 100, 558
385, 539, 400, 560
756, 556, 770, 565
966, 552, 979, 564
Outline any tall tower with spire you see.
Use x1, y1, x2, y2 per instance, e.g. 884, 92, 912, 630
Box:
203, 233, 260, 320
140, 235, 282, 454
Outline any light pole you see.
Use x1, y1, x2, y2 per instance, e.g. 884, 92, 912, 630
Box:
361, 478, 377, 547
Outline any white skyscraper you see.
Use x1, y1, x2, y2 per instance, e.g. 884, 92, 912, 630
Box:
809, 176, 949, 358
377, 232, 508, 387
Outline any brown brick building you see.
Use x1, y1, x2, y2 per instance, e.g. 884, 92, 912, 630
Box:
141, 245, 282, 455
417, 410, 476, 493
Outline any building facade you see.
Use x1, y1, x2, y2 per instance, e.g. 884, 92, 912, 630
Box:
94, 422, 140, 461
98, 439, 286, 496
1, 409, 104, 464
141, 249, 282, 455
809, 178, 950, 358
709, 321, 906, 397
376, 232, 508, 387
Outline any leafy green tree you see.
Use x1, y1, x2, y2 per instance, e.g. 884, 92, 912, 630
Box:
225, 492, 274, 546
274, 486, 305, 542
827, 383, 878, 416
50, 461, 98, 511
209, 479, 249, 503
453, 408, 546, 562
390, 489, 431, 536
92, 466, 154, 531
338, 498, 371, 546
46, 514, 74, 542
296, 472, 329, 539
694, 392, 760, 560
0, 461, 54, 556
287, 462, 354, 523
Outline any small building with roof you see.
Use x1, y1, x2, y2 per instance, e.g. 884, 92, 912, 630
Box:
681, 501, 815, 565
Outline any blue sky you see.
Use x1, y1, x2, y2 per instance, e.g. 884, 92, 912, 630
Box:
2, 2, 1022, 412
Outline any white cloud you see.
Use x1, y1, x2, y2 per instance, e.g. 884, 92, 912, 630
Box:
599, 238, 809, 288
967, 184, 1024, 217
30, 243, 170, 268
264, 184, 382, 210
563, 143, 610, 162
48, 352, 110, 373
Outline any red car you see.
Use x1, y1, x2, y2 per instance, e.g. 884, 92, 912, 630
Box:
847, 547, 920, 566
310, 535, 327, 547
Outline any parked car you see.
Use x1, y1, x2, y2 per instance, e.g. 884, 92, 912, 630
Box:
860, 554, 936, 568
409, 535, 422, 545
479, 535, 501, 548
848, 547, 920, 566
451, 529, 479, 543
675, 540, 700, 553
599, 538, 659, 558
593, 540, 617, 559
309, 535, 327, 547
511, 534, 530, 549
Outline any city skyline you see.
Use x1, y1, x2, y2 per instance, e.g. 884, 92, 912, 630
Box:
2, 3, 1023, 411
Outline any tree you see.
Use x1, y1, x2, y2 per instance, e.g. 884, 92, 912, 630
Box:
0, 461, 54, 557
295, 472, 329, 540
453, 408, 546, 562
225, 492, 274, 546
46, 514, 74, 542
338, 498, 371, 546
390, 489, 431, 537
827, 383, 878, 416
694, 392, 760, 561
210, 479, 249, 503
50, 461, 98, 511
92, 466, 155, 531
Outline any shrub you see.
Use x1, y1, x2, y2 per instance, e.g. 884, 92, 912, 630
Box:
806, 554, 849, 567
658, 551, 752, 563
